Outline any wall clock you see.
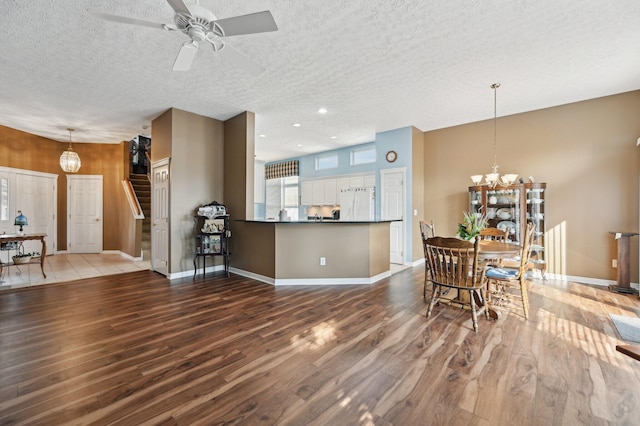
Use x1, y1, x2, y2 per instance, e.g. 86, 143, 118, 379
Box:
386, 150, 397, 163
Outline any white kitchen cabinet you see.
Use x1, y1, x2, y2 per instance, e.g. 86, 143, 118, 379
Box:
312, 180, 325, 205
301, 181, 313, 205
364, 174, 375, 187
324, 179, 337, 205
349, 175, 364, 188
337, 177, 350, 193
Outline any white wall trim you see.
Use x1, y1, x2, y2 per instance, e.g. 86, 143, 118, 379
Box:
543, 273, 638, 289
229, 268, 392, 286
229, 267, 275, 285
168, 264, 225, 280
409, 258, 425, 267
0, 166, 58, 179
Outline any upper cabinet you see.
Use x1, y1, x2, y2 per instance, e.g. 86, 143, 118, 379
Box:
301, 173, 375, 206
469, 182, 547, 277
324, 179, 337, 205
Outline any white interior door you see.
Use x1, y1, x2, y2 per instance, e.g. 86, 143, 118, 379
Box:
151, 159, 170, 276
0, 168, 57, 254
16, 173, 57, 253
381, 169, 405, 264
67, 175, 103, 253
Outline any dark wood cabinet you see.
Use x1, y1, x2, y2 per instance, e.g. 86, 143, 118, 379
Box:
193, 213, 230, 278
469, 182, 546, 277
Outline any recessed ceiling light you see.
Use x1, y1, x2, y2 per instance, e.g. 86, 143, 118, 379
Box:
293, 123, 301, 127
318, 108, 327, 114
330, 136, 337, 139
258, 134, 266, 138
297, 144, 303, 147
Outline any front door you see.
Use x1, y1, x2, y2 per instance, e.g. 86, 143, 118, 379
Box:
151, 159, 170, 276
67, 175, 103, 253
381, 168, 405, 264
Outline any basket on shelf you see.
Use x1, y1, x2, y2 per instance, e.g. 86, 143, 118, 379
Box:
12, 255, 31, 264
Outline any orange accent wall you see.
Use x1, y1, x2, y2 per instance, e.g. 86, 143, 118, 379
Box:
0, 125, 127, 251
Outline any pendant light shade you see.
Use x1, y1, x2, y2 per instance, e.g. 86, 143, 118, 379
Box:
60, 128, 81, 173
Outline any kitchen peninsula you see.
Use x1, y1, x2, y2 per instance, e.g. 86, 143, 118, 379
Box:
230, 220, 392, 285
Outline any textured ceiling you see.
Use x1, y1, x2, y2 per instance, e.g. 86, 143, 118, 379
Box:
1, 0, 640, 161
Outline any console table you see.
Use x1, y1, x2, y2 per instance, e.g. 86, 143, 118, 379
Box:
608, 232, 638, 295
0, 233, 47, 278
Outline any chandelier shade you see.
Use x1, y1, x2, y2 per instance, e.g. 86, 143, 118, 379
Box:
60, 128, 81, 173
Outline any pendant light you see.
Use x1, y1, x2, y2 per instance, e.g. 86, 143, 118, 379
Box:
470, 83, 517, 188
60, 128, 81, 173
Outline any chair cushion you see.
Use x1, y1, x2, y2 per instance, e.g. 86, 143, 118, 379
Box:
486, 267, 519, 279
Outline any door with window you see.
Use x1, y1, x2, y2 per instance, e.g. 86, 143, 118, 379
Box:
67, 175, 103, 253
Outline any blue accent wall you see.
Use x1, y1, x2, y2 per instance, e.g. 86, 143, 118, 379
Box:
265, 126, 416, 262
297, 141, 377, 180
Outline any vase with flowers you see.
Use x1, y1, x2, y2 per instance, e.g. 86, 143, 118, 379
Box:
456, 211, 488, 242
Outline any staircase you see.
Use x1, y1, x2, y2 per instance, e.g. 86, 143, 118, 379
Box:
129, 174, 151, 261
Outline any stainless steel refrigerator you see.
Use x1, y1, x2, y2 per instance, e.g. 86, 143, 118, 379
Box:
339, 187, 375, 221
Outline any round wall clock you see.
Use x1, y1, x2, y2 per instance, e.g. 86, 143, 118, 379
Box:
386, 150, 397, 163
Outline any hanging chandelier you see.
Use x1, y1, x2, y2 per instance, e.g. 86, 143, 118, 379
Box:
60, 128, 81, 173
470, 83, 517, 188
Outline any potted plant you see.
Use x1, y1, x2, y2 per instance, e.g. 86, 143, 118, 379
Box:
12, 251, 40, 264
456, 211, 488, 241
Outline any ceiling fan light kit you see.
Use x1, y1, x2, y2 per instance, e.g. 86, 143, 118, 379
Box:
90, 0, 278, 73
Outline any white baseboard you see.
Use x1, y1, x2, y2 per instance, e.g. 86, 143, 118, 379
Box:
544, 273, 638, 289
409, 258, 425, 267
229, 267, 275, 285
169, 264, 225, 280
229, 267, 391, 286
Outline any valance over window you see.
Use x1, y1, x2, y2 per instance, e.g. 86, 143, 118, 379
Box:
265, 160, 299, 180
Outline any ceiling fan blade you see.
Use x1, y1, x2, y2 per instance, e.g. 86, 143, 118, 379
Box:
216, 43, 265, 76
214, 11, 278, 37
89, 11, 177, 31
173, 41, 199, 71
166, 0, 191, 15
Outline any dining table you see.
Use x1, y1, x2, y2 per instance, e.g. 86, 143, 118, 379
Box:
477, 239, 522, 260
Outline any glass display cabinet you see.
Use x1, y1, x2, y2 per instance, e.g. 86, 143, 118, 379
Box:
468, 182, 546, 278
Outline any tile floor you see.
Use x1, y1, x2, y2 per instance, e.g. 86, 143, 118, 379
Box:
0, 253, 151, 290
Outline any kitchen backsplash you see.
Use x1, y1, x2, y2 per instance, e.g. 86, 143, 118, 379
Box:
308, 205, 338, 218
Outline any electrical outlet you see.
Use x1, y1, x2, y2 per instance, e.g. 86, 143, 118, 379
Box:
612, 259, 617, 268
320, 257, 326, 266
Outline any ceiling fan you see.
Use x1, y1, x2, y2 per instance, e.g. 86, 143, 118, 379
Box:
90, 0, 278, 74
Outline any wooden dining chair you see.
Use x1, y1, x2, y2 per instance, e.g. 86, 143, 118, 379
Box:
419, 220, 436, 301
485, 222, 536, 319
479, 227, 510, 267
424, 236, 488, 333
479, 227, 509, 241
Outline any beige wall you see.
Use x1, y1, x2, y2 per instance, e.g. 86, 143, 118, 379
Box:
275, 223, 390, 279
231, 221, 276, 277
424, 91, 640, 282
224, 112, 255, 221
152, 108, 225, 274
411, 126, 426, 262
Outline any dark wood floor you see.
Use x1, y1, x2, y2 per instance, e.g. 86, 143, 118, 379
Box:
1, 267, 640, 425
